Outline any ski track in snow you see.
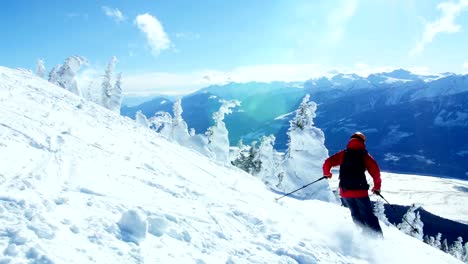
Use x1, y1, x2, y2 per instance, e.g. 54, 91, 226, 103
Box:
0, 67, 464, 263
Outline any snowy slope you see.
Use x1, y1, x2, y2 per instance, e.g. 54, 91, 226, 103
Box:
0, 67, 462, 263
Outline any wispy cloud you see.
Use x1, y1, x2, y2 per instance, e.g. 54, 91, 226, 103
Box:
411, 0, 468, 55
324, 0, 357, 45
102, 6, 125, 22
135, 13, 171, 56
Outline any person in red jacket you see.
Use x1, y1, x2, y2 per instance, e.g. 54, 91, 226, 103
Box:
323, 132, 383, 236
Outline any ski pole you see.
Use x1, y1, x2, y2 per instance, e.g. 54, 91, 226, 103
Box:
377, 193, 419, 233
275, 176, 326, 201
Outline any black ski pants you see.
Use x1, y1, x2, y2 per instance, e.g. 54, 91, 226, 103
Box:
342, 196, 383, 236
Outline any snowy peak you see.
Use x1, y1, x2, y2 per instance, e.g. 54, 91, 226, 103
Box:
0, 66, 461, 263
304, 68, 467, 97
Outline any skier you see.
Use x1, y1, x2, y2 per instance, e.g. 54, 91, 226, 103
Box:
322, 132, 383, 236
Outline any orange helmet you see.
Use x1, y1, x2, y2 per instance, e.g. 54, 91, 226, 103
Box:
350, 132, 366, 142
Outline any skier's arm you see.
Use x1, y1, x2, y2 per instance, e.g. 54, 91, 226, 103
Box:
322, 151, 344, 178
365, 153, 381, 190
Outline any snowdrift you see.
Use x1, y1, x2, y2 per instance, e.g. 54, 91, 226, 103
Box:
0, 67, 461, 263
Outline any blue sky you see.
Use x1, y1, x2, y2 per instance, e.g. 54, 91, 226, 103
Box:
1, 0, 468, 94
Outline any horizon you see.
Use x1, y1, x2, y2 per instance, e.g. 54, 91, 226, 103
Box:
2, 0, 468, 94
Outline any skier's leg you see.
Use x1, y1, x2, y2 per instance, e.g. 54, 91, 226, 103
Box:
356, 196, 383, 237
342, 198, 365, 227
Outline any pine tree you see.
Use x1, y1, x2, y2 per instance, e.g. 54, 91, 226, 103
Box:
135, 111, 150, 127
251, 135, 281, 187
150, 111, 173, 139
108, 72, 123, 113
397, 204, 423, 240
206, 100, 240, 163
434, 233, 442, 250
49, 56, 87, 96
442, 239, 449, 253
280, 94, 333, 202
412, 211, 424, 240
102, 56, 118, 109
373, 200, 391, 226
423, 235, 435, 247
289, 94, 313, 131
48, 65, 59, 84
449, 237, 464, 260
231, 139, 255, 173
462, 241, 468, 262
170, 98, 191, 145
36, 59, 46, 78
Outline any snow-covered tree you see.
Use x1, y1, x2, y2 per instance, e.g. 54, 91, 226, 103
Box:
206, 100, 240, 163
279, 94, 335, 202
49, 56, 87, 96
135, 111, 150, 127
171, 99, 191, 145
150, 111, 173, 139
442, 239, 449, 253
108, 72, 123, 113
397, 204, 424, 240
373, 200, 391, 226
36, 59, 46, 78
251, 135, 282, 187
434, 233, 442, 250
449, 237, 464, 260
462, 241, 468, 262
231, 139, 255, 173
424, 235, 435, 247
102, 56, 118, 109
48, 65, 60, 85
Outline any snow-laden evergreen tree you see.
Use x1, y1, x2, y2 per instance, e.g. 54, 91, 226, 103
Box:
373, 199, 391, 226
434, 233, 442, 250
449, 237, 464, 260
462, 241, 468, 262
36, 59, 46, 78
397, 204, 424, 240
150, 111, 173, 139
251, 135, 282, 187
279, 94, 335, 202
108, 72, 123, 113
442, 239, 449, 253
48, 65, 60, 85
135, 110, 150, 127
206, 100, 240, 163
171, 99, 191, 145
424, 235, 435, 247
147, 101, 214, 160
412, 211, 424, 240
231, 139, 255, 173
102, 56, 118, 109
51, 56, 87, 96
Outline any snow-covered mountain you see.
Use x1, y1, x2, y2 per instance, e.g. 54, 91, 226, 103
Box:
1, 66, 464, 263
123, 69, 468, 179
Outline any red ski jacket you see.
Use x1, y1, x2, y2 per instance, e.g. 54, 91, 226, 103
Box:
322, 138, 381, 198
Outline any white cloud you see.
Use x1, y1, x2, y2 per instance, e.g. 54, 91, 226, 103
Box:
463, 62, 468, 68
102, 6, 125, 22
324, 0, 357, 45
411, 0, 468, 55
135, 13, 171, 56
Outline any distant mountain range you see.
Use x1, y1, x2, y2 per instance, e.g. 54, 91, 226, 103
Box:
121, 69, 468, 179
